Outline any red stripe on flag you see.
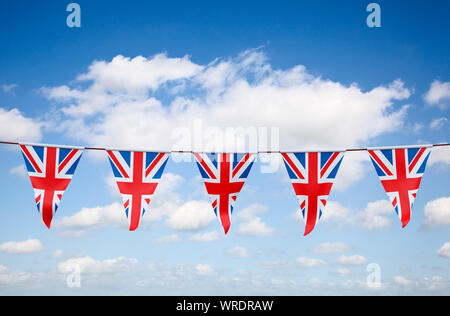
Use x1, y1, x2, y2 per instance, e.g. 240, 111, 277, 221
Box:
282, 153, 305, 179
145, 153, 165, 177
320, 152, 340, 178
368, 150, 393, 176
20, 145, 42, 173
107, 151, 130, 178
232, 154, 250, 178
58, 149, 78, 173
408, 147, 426, 173
194, 153, 217, 180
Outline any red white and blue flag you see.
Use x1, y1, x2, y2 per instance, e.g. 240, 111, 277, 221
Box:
106, 150, 169, 231
368, 146, 431, 228
281, 151, 344, 236
194, 153, 256, 234
20, 144, 83, 229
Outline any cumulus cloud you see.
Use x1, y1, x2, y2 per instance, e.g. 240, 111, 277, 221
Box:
195, 264, 215, 277
337, 254, 368, 266
436, 242, 450, 258
429, 146, 450, 166
0, 239, 45, 254
394, 276, 414, 286
226, 246, 250, 259
2, 83, 18, 94
40, 49, 412, 157
422, 197, 450, 228
235, 204, 275, 237
58, 256, 138, 275
429, 117, 448, 130
166, 200, 215, 231
53, 202, 125, 229
336, 268, 352, 277
424, 80, 450, 108
9, 165, 27, 178
0, 108, 42, 142
353, 200, 393, 231
191, 231, 223, 242
333, 151, 370, 191
309, 242, 352, 255
296, 257, 327, 268
0, 265, 32, 285
154, 234, 181, 244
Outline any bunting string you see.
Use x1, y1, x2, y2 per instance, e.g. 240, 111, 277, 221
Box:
0, 140, 449, 235
1, 140, 450, 151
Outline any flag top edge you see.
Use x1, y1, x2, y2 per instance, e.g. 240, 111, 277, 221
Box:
19, 142, 85, 150
366, 144, 433, 150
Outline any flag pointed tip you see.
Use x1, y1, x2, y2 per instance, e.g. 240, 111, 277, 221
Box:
401, 220, 409, 228
44, 220, 52, 229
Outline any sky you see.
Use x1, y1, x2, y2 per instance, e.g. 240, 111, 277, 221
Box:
0, 0, 449, 295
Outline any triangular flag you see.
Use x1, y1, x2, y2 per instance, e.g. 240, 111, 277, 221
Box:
281, 151, 344, 236
193, 153, 256, 234
367, 146, 431, 228
106, 150, 169, 231
19, 144, 83, 229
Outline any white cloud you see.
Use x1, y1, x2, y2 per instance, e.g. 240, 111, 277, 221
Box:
338, 254, 368, 266
155, 234, 181, 244
53, 202, 125, 229
394, 276, 413, 286
436, 242, 450, 258
422, 276, 448, 291
226, 246, 250, 259
309, 242, 352, 255
353, 200, 393, 231
0, 239, 44, 254
2, 84, 18, 94
336, 268, 352, 277
166, 200, 215, 231
54, 172, 185, 233
41, 49, 412, 156
296, 257, 327, 268
424, 80, 450, 108
430, 117, 448, 130
191, 231, 222, 242
0, 108, 42, 142
235, 203, 267, 222
422, 197, 450, 228
429, 146, 450, 166
0, 265, 32, 285
195, 264, 215, 277
9, 165, 27, 178
333, 151, 369, 191
237, 217, 275, 237
58, 256, 138, 275
49, 250, 65, 259
320, 201, 352, 224
236, 204, 275, 237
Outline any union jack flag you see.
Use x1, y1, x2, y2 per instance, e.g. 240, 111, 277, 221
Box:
368, 146, 431, 228
194, 153, 256, 234
281, 151, 344, 236
107, 150, 169, 231
20, 144, 83, 229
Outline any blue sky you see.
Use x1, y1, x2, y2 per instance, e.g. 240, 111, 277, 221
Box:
0, 0, 449, 295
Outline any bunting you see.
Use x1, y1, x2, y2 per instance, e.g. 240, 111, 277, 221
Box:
367, 146, 431, 228
20, 144, 83, 228
8, 140, 447, 236
106, 150, 169, 231
194, 153, 256, 234
281, 151, 344, 236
